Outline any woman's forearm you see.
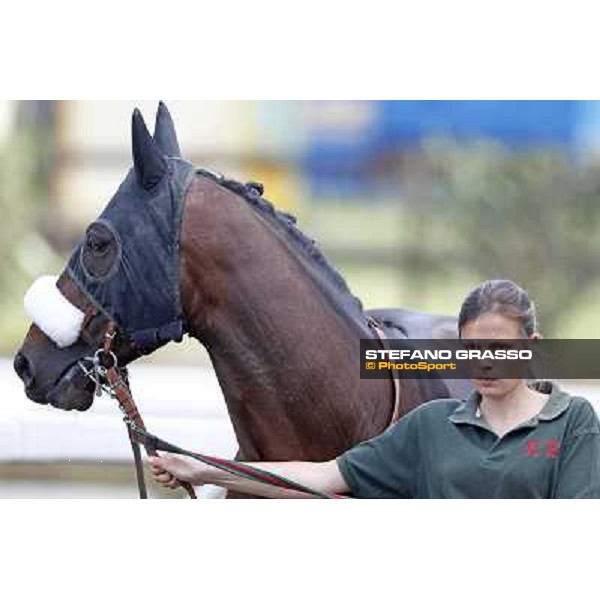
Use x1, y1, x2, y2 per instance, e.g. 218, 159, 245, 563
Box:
200, 459, 349, 498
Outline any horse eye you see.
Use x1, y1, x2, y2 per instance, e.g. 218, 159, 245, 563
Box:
86, 235, 109, 253
81, 221, 120, 279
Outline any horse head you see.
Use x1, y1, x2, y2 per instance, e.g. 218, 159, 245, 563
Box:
14, 103, 195, 411
14, 102, 452, 463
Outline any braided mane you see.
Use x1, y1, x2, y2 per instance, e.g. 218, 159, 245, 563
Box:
206, 172, 363, 314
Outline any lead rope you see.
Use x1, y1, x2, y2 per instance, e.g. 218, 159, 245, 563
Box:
101, 350, 197, 499
98, 324, 152, 496
84, 323, 340, 499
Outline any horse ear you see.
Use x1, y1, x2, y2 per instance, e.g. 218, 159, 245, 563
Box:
154, 101, 181, 157
132, 108, 167, 190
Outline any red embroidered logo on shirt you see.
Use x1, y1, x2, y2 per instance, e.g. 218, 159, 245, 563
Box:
525, 438, 561, 459
526, 439, 540, 457
545, 438, 561, 459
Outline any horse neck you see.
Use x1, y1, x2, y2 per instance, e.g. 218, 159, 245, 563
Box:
179, 177, 392, 461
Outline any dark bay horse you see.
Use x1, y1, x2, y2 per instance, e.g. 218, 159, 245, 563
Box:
14, 104, 467, 494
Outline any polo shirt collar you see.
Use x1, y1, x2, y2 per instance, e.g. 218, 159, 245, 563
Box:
448, 382, 571, 427
537, 383, 572, 420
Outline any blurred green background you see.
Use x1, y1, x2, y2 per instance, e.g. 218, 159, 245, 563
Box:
2, 100, 600, 362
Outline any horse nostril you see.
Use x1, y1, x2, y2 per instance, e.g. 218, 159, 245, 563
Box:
14, 352, 34, 386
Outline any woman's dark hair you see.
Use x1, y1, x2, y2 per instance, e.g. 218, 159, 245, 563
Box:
458, 280, 538, 337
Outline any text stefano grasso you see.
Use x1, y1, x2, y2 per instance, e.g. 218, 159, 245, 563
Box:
364, 348, 534, 361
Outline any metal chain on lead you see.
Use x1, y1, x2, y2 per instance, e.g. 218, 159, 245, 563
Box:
78, 330, 128, 412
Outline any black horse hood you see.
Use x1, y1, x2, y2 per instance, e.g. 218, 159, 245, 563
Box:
66, 106, 197, 354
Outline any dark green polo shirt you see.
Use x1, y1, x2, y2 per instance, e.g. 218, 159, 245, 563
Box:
337, 383, 600, 498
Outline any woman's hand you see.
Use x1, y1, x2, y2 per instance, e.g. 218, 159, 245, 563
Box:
148, 453, 210, 489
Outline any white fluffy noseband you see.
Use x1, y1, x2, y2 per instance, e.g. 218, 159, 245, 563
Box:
24, 275, 85, 348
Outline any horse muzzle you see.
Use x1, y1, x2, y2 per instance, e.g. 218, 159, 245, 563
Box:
45, 362, 95, 411
14, 350, 95, 411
